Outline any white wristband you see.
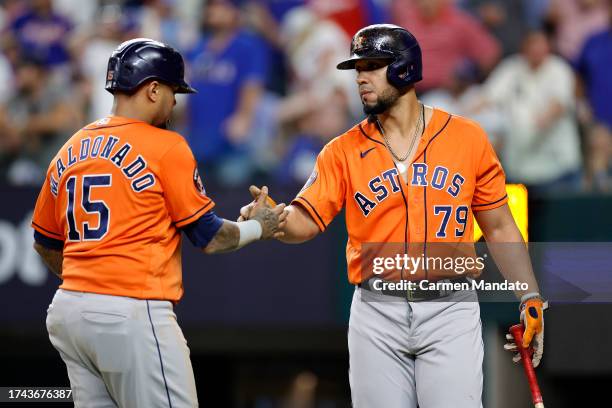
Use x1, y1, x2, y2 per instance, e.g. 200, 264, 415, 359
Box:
519, 292, 542, 311
520, 292, 542, 304
237, 220, 262, 248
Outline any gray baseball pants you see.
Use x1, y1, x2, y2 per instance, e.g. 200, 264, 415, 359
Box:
46, 289, 198, 407
348, 287, 484, 408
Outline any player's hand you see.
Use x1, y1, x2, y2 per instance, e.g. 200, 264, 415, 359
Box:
248, 186, 287, 239
238, 185, 275, 222
504, 296, 548, 368
238, 204, 252, 222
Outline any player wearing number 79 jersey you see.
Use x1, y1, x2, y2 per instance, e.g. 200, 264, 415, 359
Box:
30, 39, 284, 408
243, 25, 546, 408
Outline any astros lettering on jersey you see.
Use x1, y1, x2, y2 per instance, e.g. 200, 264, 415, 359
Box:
292, 108, 508, 284
31, 116, 214, 301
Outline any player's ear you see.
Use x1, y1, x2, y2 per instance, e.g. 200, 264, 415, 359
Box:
146, 81, 161, 102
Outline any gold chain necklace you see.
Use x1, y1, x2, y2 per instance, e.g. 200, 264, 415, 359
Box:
378, 103, 425, 163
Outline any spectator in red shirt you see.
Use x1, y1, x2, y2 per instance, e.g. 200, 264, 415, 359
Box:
391, 0, 501, 92
309, 0, 388, 38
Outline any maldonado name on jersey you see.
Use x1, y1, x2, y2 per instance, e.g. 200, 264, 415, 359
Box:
49, 134, 155, 196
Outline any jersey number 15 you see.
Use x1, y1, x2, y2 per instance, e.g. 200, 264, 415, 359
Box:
65, 174, 111, 241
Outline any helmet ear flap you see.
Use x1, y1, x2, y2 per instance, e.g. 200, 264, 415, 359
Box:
386, 55, 411, 88
386, 44, 423, 88
105, 56, 120, 92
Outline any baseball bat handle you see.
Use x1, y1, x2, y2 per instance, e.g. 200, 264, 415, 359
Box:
509, 324, 544, 408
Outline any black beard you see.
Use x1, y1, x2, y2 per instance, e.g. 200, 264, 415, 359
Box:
362, 87, 401, 115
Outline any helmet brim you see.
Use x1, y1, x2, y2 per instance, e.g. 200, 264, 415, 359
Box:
106, 78, 198, 94
176, 82, 198, 94
336, 55, 394, 70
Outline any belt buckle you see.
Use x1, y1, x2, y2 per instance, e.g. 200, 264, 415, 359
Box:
406, 286, 427, 301
407, 281, 441, 301
406, 288, 415, 301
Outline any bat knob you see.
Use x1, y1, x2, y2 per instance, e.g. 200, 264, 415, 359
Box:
509, 323, 524, 342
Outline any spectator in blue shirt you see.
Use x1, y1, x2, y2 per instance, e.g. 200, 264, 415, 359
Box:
186, 0, 268, 185
576, 27, 612, 129
275, 133, 323, 186
242, 0, 305, 94
8, 0, 72, 68
575, 10, 612, 191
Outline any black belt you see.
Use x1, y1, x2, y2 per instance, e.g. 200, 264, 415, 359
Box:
357, 276, 471, 301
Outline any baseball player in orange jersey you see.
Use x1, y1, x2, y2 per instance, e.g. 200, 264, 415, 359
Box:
242, 25, 548, 407
31, 39, 285, 407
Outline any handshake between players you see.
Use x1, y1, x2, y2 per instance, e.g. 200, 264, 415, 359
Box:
237, 186, 287, 240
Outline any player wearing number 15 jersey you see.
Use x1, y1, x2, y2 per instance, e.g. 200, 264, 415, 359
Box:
32, 115, 216, 300
31, 39, 284, 408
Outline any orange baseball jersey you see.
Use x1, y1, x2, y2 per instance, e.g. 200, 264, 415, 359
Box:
31, 116, 214, 301
292, 108, 508, 284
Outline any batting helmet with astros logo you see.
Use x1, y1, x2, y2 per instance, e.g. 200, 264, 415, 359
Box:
105, 38, 197, 95
336, 24, 423, 89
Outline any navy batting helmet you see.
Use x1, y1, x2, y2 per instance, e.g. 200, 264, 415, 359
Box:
105, 38, 196, 94
337, 24, 422, 88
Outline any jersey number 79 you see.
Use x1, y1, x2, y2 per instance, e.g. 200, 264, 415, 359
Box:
433, 205, 468, 238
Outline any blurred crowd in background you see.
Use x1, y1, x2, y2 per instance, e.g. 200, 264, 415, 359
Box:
0, 0, 610, 194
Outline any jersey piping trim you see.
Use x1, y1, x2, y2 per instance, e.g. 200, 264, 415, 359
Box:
146, 301, 174, 408
472, 194, 508, 209
423, 147, 429, 280
358, 124, 385, 146
83, 121, 142, 130
422, 113, 452, 281
293, 196, 327, 231
174, 201, 215, 227
392, 163, 410, 284
413, 113, 453, 163
32, 221, 64, 239
425, 114, 453, 148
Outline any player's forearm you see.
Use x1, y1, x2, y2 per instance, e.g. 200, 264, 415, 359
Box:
33, 243, 63, 279
277, 205, 320, 244
203, 220, 241, 254
480, 220, 540, 299
204, 204, 283, 253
